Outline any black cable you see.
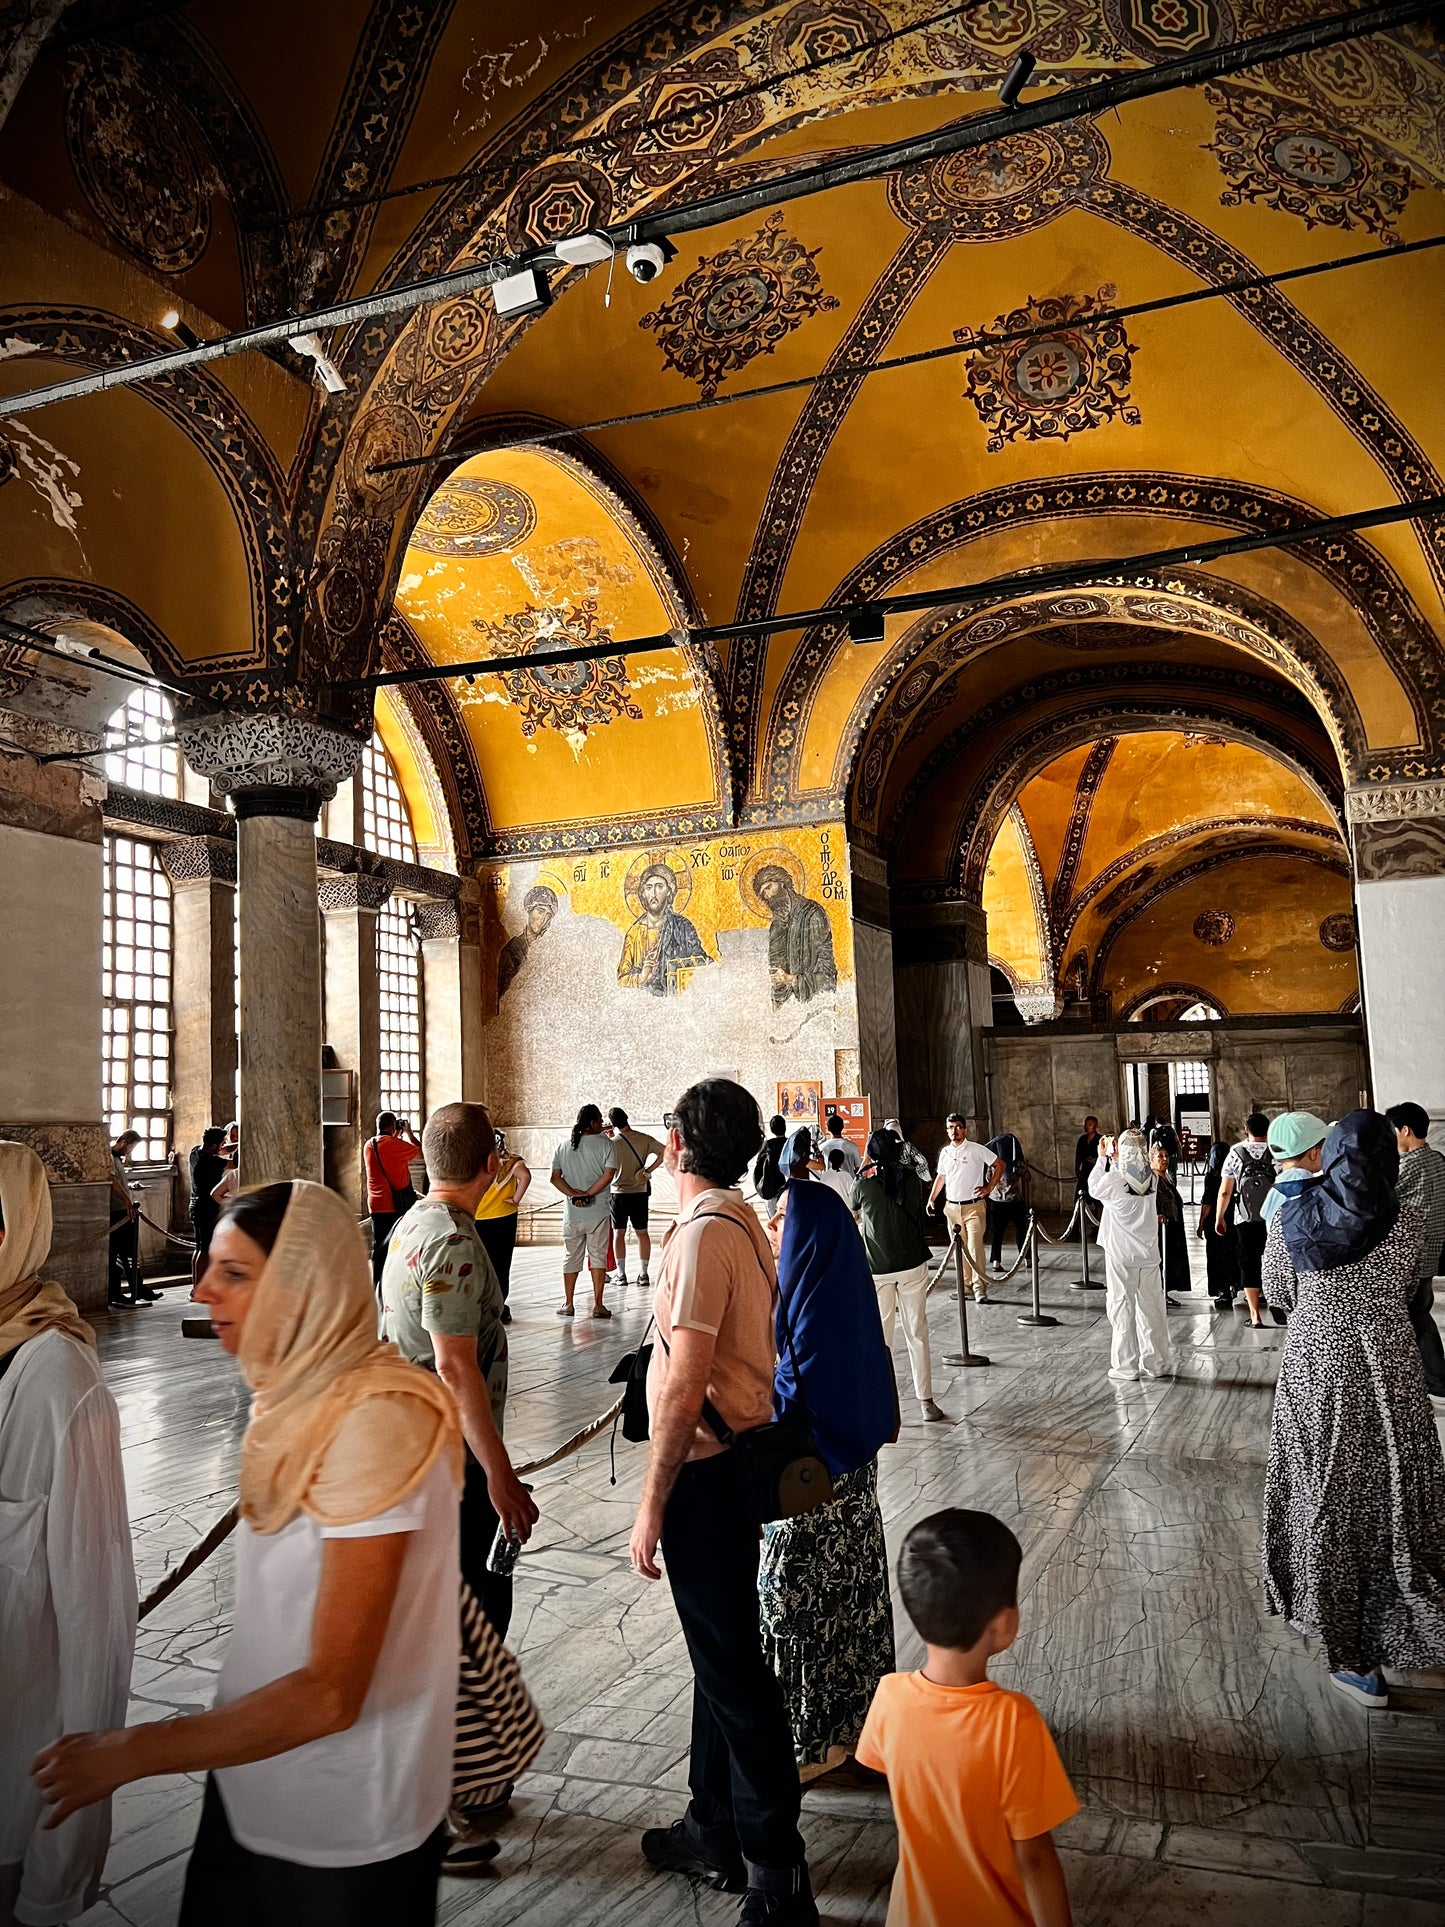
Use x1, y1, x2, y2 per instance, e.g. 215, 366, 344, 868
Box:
0, 618, 191, 699
331, 491, 1445, 694
244, 1, 983, 231
368, 231, 1445, 477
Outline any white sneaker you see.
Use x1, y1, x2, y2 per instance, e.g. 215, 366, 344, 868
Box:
637, 1272, 650, 1288
612, 1271, 629, 1287
973, 1291, 988, 1305
1107, 1367, 1137, 1382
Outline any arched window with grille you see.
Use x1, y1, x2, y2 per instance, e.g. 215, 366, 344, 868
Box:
102, 691, 180, 1160
359, 739, 423, 1121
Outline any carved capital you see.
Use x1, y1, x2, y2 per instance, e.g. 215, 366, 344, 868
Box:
319, 873, 393, 913
159, 835, 237, 885
1347, 782, 1445, 882
176, 712, 364, 806
411, 898, 460, 941
1014, 984, 1064, 1025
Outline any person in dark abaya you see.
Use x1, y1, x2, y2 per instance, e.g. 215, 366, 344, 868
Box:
1261, 1110, 1445, 1710
1197, 1141, 1239, 1309
1150, 1145, 1191, 1302
760, 1180, 897, 1778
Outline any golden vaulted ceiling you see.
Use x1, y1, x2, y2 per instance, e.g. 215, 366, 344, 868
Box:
1, 0, 1442, 1016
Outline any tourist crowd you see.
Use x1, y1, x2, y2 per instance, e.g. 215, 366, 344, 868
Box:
3, 1081, 1444, 1927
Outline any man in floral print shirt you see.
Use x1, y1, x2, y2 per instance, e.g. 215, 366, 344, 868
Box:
381, 1102, 538, 1633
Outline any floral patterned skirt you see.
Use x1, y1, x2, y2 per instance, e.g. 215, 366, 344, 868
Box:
758, 1458, 895, 1766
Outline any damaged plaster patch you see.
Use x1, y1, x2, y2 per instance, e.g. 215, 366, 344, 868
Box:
0, 336, 44, 361
456, 17, 594, 138
3, 422, 84, 541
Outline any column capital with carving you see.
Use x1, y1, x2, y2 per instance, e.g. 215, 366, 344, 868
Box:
176, 712, 365, 819
319, 873, 394, 913
158, 835, 237, 886
1346, 781, 1445, 882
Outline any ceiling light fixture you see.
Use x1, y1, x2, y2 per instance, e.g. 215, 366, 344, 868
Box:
998, 49, 1037, 109
287, 332, 347, 394
490, 265, 552, 319
848, 607, 887, 644
160, 309, 201, 350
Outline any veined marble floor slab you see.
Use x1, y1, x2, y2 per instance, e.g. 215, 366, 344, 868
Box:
75, 1227, 1445, 1927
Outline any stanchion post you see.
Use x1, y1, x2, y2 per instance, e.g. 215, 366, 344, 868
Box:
942, 1230, 989, 1368
1017, 1218, 1059, 1327
1072, 1192, 1103, 1290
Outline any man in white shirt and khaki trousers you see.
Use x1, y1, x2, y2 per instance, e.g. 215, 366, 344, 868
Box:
928, 1114, 1002, 1304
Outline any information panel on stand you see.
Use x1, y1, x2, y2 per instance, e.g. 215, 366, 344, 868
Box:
822, 1097, 872, 1160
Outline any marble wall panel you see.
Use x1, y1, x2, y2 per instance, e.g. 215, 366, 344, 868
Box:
1356, 872, 1445, 1132
853, 919, 899, 1118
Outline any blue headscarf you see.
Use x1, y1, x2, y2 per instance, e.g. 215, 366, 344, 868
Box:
784, 1126, 815, 1176
1279, 1108, 1399, 1275
773, 1177, 896, 1479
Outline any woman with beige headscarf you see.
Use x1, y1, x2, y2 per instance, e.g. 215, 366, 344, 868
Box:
1, 1141, 134, 1927
33, 1181, 463, 1927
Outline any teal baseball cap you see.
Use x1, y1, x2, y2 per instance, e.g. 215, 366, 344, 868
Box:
1267, 1111, 1329, 1159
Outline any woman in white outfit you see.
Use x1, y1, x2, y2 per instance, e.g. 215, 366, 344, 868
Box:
1088, 1130, 1172, 1382
33, 1181, 463, 1927
0, 1141, 135, 1927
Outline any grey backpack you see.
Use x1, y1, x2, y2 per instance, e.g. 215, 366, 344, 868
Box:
1234, 1149, 1276, 1223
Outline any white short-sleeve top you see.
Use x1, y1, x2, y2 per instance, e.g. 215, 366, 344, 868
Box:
213, 1451, 459, 1867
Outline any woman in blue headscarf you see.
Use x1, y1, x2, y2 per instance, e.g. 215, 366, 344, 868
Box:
759, 1178, 897, 1779
1260, 1110, 1445, 1711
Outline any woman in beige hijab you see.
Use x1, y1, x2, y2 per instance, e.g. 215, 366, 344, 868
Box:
1, 1141, 134, 1927
34, 1181, 463, 1927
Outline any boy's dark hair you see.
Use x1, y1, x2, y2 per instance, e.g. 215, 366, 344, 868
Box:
898, 1508, 1022, 1650
1246, 1112, 1270, 1138
826, 1114, 845, 1137
674, 1079, 764, 1186
769, 1114, 787, 1137
1386, 1101, 1431, 1140
827, 1146, 846, 1170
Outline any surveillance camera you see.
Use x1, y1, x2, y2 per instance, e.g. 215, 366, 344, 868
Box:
624, 238, 677, 284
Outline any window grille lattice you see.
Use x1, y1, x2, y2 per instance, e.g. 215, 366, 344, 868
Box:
102, 835, 173, 1160
105, 687, 181, 798
361, 741, 422, 1119
1175, 1059, 1210, 1095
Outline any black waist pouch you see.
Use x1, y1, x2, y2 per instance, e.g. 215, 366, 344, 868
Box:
703, 1400, 833, 1525
608, 1339, 654, 1444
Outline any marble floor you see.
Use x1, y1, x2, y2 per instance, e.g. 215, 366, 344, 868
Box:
75, 1228, 1445, 1927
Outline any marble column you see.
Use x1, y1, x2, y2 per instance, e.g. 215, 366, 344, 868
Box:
847, 845, 899, 1118
0, 706, 110, 1308
415, 895, 486, 1111
892, 898, 992, 1151
177, 712, 364, 1186
160, 836, 238, 1194
320, 873, 390, 1211
1348, 780, 1445, 1139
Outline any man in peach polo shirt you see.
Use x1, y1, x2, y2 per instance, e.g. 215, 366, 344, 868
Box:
628, 1079, 816, 1927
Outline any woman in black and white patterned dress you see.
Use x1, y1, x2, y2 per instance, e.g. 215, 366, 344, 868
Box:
1261, 1110, 1445, 1709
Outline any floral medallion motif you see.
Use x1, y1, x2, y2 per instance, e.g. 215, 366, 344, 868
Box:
888, 121, 1106, 241
954, 287, 1140, 453
640, 209, 840, 399
468, 600, 642, 740
1103, 0, 1234, 58
767, 2, 893, 90
64, 45, 212, 273
1319, 911, 1357, 952
1204, 85, 1415, 245
598, 46, 763, 193
1192, 909, 1235, 946
408, 478, 537, 559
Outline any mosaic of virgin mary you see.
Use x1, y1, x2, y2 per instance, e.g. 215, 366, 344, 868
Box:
616, 857, 713, 998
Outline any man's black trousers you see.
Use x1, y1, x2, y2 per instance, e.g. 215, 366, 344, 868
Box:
660, 1451, 806, 1875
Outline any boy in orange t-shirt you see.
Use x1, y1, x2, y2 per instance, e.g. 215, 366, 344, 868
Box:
857, 1509, 1077, 1927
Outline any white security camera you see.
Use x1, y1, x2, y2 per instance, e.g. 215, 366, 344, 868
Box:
624, 238, 677, 283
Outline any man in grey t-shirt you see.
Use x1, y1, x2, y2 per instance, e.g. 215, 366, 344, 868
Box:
550, 1103, 620, 1319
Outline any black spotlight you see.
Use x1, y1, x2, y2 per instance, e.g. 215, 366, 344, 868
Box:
998, 49, 1036, 109
848, 606, 886, 644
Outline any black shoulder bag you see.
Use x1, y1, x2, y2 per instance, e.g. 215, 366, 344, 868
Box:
608, 1211, 833, 1525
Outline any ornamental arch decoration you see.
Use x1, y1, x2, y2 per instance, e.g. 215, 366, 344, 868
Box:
935, 691, 1345, 904
770, 474, 1439, 825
